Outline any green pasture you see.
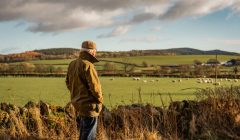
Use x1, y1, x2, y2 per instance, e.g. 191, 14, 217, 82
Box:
0, 77, 239, 109
29, 55, 239, 65
24, 55, 239, 71
28, 59, 73, 65
101, 55, 239, 65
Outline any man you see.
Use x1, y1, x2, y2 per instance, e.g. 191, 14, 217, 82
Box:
65, 40, 103, 140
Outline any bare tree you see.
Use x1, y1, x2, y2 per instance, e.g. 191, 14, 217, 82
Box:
233, 66, 239, 78
122, 58, 130, 73
104, 62, 117, 71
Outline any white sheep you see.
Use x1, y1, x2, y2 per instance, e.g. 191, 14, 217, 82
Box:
133, 77, 140, 81
203, 79, 208, 83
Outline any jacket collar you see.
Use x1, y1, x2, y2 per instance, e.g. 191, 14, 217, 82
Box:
79, 51, 99, 63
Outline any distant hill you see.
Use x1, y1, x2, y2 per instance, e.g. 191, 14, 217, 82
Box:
138, 48, 239, 55
34, 48, 79, 55
33, 47, 238, 56
204, 49, 238, 55
0, 48, 238, 62
163, 48, 205, 55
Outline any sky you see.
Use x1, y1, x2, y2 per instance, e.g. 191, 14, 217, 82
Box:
0, 0, 240, 54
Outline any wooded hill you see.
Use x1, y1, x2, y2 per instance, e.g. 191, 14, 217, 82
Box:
34, 48, 79, 55
34, 47, 239, 56
0, 47, 238, 63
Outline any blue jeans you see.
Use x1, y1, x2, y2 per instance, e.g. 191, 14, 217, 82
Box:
79, 116, 98, 140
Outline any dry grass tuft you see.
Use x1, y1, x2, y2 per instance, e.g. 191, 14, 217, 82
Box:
0, 86, 240, 139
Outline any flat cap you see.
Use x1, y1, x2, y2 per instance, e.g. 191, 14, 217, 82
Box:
81, 40, 96, 49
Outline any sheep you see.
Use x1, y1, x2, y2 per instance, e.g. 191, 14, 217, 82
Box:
213, 82, 221, 86
178, 79, 182, 82
209, 79, 214, 84
203, 79, 208, 83
196, 78, 203, 83
133, 77, 141, 81
234, 79, 238, 82
172, 80, 177, 83
143, 80, 147, 83
109, 78, 114, 81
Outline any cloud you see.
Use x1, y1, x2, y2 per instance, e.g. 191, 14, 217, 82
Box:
122, 36, 160, 43
0, 0, 124, 32
98, 26, 130, 38
0, 0, 239, 33
210, 39, 240, 46
150, 26, 162, 32
129, 13, 156, 24
231, 1, 240, 13
160, 0, 234, 20
0, 0, 168, 33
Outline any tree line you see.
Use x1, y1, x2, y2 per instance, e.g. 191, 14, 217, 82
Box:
0, 63, 64, 74
102, 60, 239, 78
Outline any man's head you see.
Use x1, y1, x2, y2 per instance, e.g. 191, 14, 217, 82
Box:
81, 40, 97, 57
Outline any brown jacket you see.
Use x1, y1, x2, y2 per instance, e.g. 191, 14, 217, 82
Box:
65, 51, 103, 117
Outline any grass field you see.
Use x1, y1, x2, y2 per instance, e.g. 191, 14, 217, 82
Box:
102, 55, 239, 65
29, 55, 239, 65
0, 77, 239, 108
23, 55, 240, 71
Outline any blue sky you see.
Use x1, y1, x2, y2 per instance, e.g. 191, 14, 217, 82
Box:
0, 0, 240, 54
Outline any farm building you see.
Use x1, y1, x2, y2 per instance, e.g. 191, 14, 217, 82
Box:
225, 59, 240, 66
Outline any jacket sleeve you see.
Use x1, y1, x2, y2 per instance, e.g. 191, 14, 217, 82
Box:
85, 64, 103, 103
65, 65, 71, 91
65, 73, 71, 91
